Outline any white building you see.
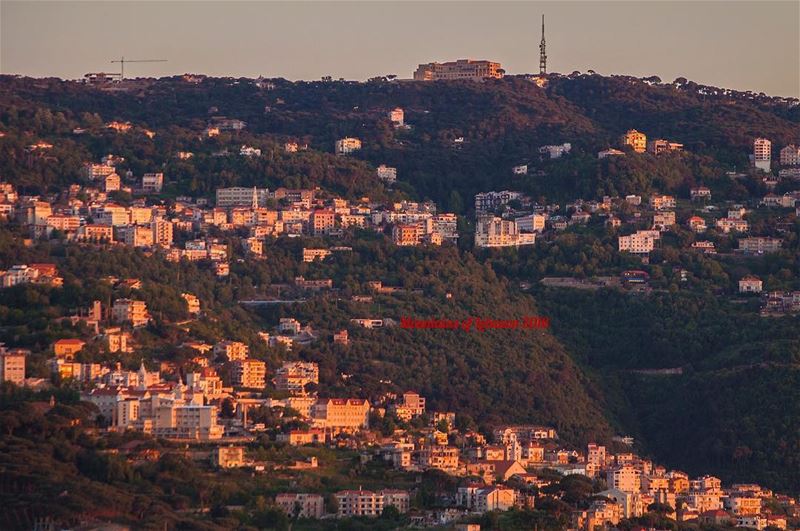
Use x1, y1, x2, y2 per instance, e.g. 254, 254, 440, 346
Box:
475, 216, 536, 248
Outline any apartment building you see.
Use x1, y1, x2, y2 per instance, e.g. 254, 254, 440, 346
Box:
82, 162, 116, 181
376, 164, 397, 184
212, 446, 246, 468
275, 361, 319, 395
0, 348, 26, 385
754, 138, 771, 172
335, 489, 409, 517
738, 276, 763, 293
779, 144, 800, 166
141, 172, 164, 193
647, 139, 683, 155
607, 465, 642, 493
112, 299, 149, 327
181, 293, 201, 315
215, 187, 269, 208
474, 216, 536, 248
649, 194, 676, 210
213, 340, 249, 361
311, 209, 335, 235
275, 493, 325, 518
335, 137, 362, 155
474, 190, 525, 213
737, 237, 782, 254
539, 143, 572, 159
716, 218, 749, 233
413, 59, 503, 81
390, 391, 426, 421
621, 129, 647, 153
416, 445, 460, 472
389, 107, 404, 126
311, 398, 370, 430
302, 248, 331, 262
231, 359, 266, 388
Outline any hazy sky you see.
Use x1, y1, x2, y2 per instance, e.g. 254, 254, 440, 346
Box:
2, 1, 798, 97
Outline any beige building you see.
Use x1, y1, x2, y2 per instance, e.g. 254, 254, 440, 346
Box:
213, 340, 249, 361
738, 276, 763, 293
413, 59, 503, 81
0, 348, 26, 385
212, 445, 246, 468
335, 137, 362, 155
335, 489, 409, 517
621, 129, 647, 153
618, 231, 656, 254
779, 144, 800, 166
231, 359, 266, 388
112, 299, 150, 327
311, 398, 370, 431
275, 361, 319, 395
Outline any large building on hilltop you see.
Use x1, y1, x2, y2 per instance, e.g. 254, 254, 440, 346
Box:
413, 59, 504, 81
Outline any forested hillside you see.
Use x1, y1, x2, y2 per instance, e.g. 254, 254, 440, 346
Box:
1, 72, 799, 498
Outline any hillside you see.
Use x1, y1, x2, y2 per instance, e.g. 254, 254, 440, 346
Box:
0, 72, 799, 499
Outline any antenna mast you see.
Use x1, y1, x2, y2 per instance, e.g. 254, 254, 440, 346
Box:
110, 57, 168, 80
539, 15, 547, 75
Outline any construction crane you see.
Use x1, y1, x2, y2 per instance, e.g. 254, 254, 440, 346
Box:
110, 57, 167, 80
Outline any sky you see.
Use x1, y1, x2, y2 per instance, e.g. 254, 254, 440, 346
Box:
1, 1, 798, 98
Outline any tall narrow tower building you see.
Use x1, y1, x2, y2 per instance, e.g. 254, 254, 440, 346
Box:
539, 14, 547, 75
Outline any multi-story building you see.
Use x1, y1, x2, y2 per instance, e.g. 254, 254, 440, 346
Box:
621, 129, 647, 153
302, 248, 331, 262
647, 139, 683, 155
275, 493, 325, 518
754, 138, 771, 172
112, 299, 150, 327
231, 359, 266, 388
737, 237, 782, 254
392, 223, 425, 246
311, 398, 370, 431
376, 165, 397, 184
151, 219, 173, 248
474, 190, 525, 213
649, 194, 676, 210
474, 217, 536, 248
141, 172, 164, 193
335, 489, 409, 517
413, 59, 503, 81
389, 107, 404, 126
181, 293, 201, 315
335, 137, 362, 155
736, 276, 764, 301
275, 361, 319, 395
539, 143, 572, 159
618, 232, 656, 254
215, 187, 269, 208
716, 218, 749, 233
0, 347, 26, 385
213, 340, 249, 361
212, 446, 246, 468
779, 144, 800, 166
311, 209, 335, 235
390, 391, 426, 421
416, 445, 460, 472
607, 465, 641, 493
82, 162, 117, 181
